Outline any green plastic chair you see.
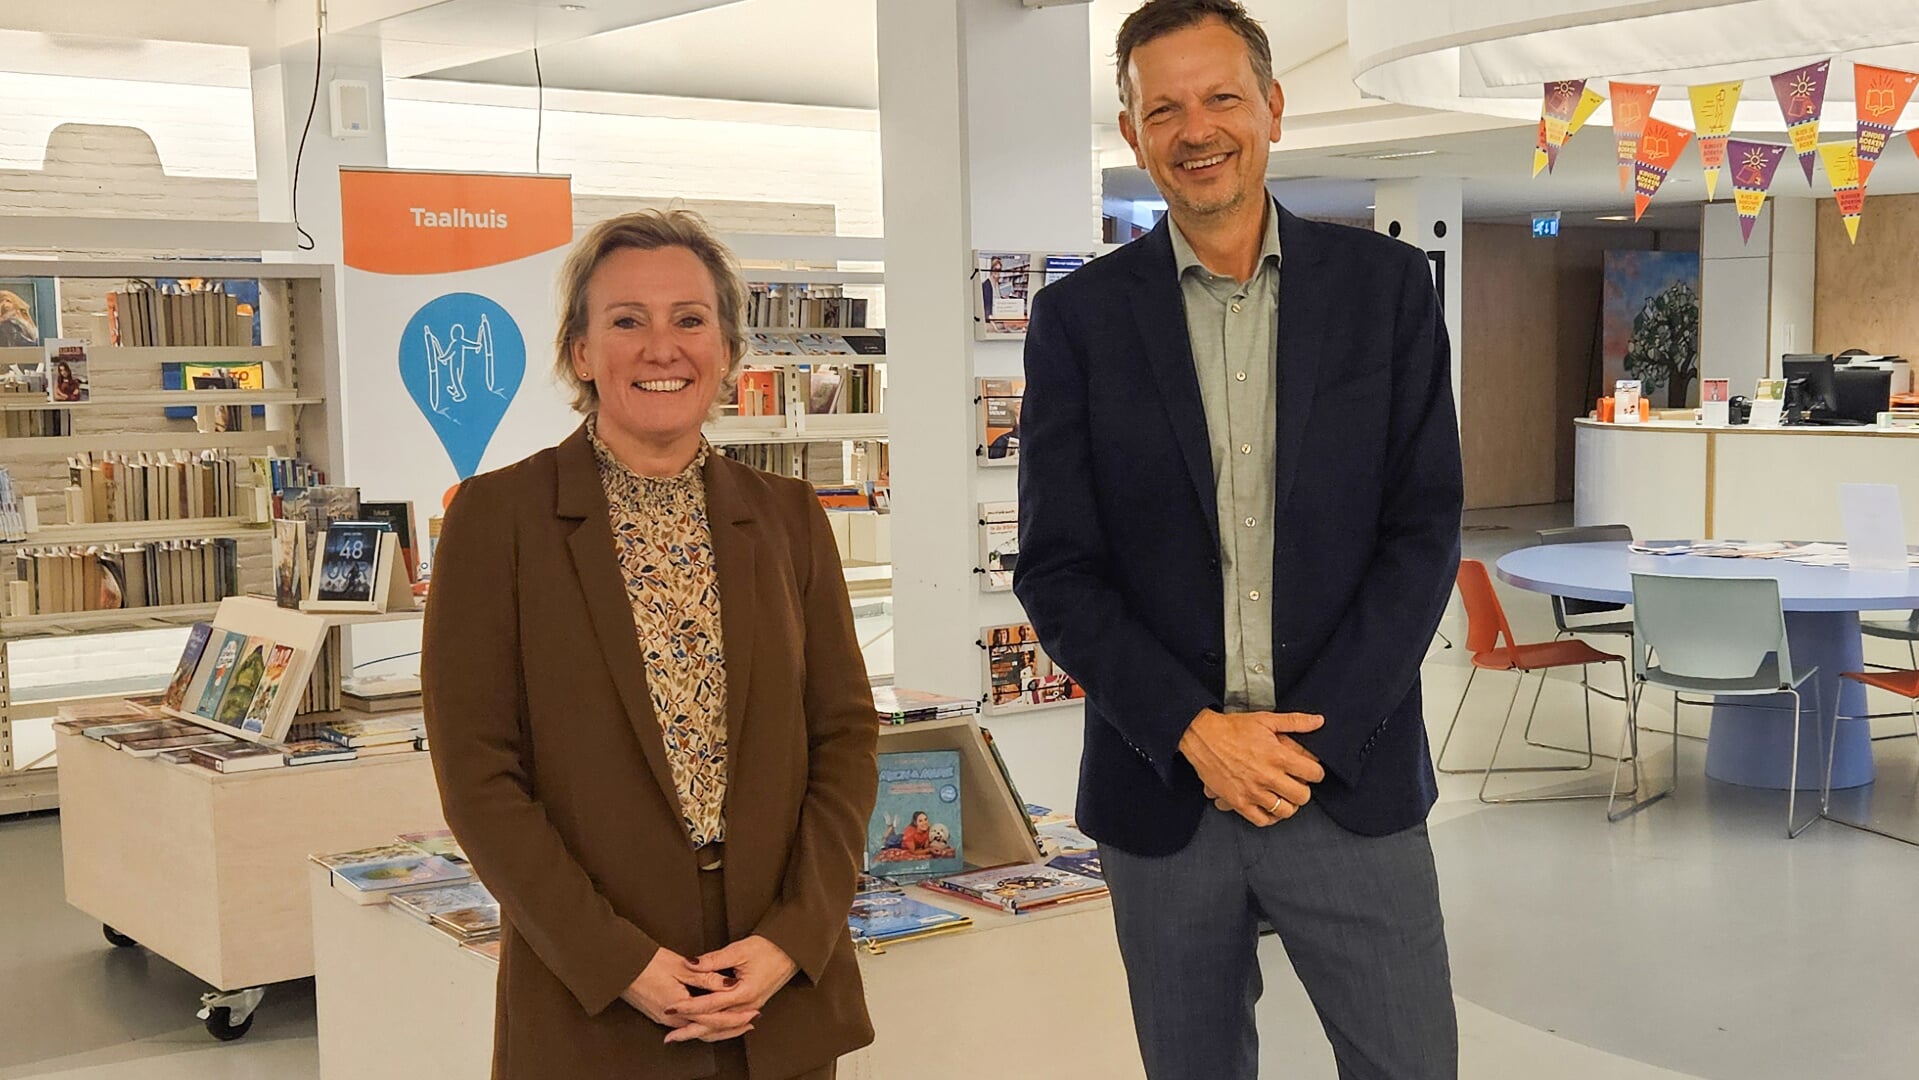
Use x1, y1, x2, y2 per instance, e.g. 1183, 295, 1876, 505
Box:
1611, 573, 1832, 838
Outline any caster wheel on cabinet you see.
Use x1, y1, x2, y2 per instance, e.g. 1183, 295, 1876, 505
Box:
103, 925, 139, 948
203, 1006, 254, 1042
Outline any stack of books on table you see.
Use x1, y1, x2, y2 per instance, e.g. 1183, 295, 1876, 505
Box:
847, 874, 972, 951
310, 837, 472, 906
919, 862, 1107, 915
311, 714, 426, 756
1029, 809, 1103, 882
872, 686, 979, 726
340, 674, 422, 714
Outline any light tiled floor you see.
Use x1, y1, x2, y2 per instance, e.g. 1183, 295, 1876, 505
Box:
4, 503, 1917, 1079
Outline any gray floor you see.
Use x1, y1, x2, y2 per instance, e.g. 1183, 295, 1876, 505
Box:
3, 502, 1917, 1078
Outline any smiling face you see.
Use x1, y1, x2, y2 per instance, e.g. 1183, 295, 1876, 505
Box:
1119, 16, 1284, 224
570, 245, 730, 464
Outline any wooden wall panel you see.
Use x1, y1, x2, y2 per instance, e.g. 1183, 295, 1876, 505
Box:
1814, 193, 1919, 357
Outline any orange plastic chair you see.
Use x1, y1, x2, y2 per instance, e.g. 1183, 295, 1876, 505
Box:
1830, 670, 1919, 844
1437, 559, 1633, 804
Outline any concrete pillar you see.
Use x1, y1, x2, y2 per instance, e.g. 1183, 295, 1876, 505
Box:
1373, 178, 1463, 416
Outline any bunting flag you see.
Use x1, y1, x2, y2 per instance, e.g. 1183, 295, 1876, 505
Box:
1854, 63, 1919, 185
1819, 142, 1866, 243
1771, 60, 1832, 183
1540, 79, 1588, 174
1908, 128, 1919, 163
1534, 119, 1550, 177
1688, 81, 1743, 200
1633, 118, 1694, 221
1610, 81, 1662, 192
1569, 86, 1607, 138
1727, 140, 1788, 243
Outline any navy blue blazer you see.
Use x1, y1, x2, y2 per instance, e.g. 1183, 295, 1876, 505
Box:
1012, 204, 1463, 857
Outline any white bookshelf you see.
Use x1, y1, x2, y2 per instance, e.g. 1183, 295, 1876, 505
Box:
0, 257, 343, 793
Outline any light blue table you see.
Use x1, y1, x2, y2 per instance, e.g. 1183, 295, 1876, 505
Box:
1495, 541, 1919, 791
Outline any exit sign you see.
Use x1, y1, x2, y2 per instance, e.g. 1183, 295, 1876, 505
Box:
1532, 211, 1562, 238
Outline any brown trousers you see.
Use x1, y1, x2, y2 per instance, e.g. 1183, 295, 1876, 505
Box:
699, 858, 836, 1080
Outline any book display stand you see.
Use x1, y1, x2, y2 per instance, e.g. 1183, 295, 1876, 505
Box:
57, 596, 438, 1042
306, 713, 1143, 1078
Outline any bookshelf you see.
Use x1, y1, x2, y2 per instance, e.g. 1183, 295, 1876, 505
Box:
0, 257, 342, 803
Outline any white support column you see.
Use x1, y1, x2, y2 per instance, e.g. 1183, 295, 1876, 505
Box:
1700, 195, 1816, 393
878, 0, 1094, 802
1373, 179, 1463, 414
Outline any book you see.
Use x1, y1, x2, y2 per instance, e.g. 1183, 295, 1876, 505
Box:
865, 750, 964, 880
341, 673, 422, 713
921, 863, 1106, 914
117, 731, 236, 758
187, 630, 248, 719
331, 855, 471, 905
281, 738, 357, 766
101, 719, 207, 748
976, 252, 1034, 338
311, 521, 387, 605
461, 937, 503, 962
271, 518, 307, 609
977, 378, 1024, 466
239, 643, 298, 735
388, 881, 497, 924
358, 501, 419, 584
162, 623, 216, 713
209, 636, 273, 729
187, 741, 285, 773
80, 719, 179, 743
978, 501, 1019, 592
1045, 849, 1104, 881
848, 891, 973, 948
871, 686, 979, 725
312, 842, 439, 871
317, 715, 425, 747
398, 828, 467, 862
43, 339, 89, 403
432, 904, 504, 940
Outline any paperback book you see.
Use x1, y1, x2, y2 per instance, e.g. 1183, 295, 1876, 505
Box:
976, 378, 1024, 466
388, 882, 497, 926
865, 750, 964, 880
281, 738, 358, 766
981, 622, 1083, 713
187, 741, 285, 773
43, 339, 89, 403
186, 630, 248, 720
317, 715, 425, 748
331, 854, 471, 904
162, 623, 215, 712
239, 644, 298, 735
871, 686, 978, 725
209, 636, 273, 729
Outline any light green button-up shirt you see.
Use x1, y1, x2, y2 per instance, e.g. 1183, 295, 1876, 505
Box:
1169, 204, 1282, 712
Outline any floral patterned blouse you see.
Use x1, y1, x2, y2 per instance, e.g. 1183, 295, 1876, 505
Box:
588, 417, 729, 846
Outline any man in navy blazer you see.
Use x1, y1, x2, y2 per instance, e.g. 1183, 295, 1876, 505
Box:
1013, 3, 1463, 1078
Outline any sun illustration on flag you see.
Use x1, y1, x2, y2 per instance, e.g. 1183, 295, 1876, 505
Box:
1552, 81, 1579, 104
1742, 146, 1772, 170
1791, 73, 1818, 100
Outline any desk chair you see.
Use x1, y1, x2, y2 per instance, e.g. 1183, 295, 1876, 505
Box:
1438, 560, 1631, 804
1827, 670, 1919, 846
1858, 615, 1919, 738
1610, 574, 1830, 838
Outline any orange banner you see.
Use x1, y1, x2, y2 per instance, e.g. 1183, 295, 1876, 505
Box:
1610, 82, 1662, 193
341, 169, 573, 275
1633, 118, 1694, 221
1854, 63, 1919, 185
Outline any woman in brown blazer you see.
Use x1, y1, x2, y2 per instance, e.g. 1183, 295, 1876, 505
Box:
422, 210, 878, 1080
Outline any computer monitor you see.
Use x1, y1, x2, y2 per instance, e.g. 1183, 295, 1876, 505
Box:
1781, 354, 1837, 420
1832, 367, 1892, 424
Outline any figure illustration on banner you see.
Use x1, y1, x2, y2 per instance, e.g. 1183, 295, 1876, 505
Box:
423, 313, 511, 416
399, 292, 528, 480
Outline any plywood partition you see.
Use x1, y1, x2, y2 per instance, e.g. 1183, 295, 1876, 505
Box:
875, 715, 1043, 869
1814, 193, 1919, 358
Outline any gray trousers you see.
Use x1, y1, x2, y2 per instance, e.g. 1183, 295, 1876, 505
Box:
1100, 803, 1457, 1080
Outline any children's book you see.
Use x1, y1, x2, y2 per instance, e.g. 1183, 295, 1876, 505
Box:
921, 862, 1106, 915
848, 891, 973, 948
865, 750, 964, 880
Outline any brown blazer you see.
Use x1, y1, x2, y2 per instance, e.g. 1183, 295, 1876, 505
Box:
422, 424, 879, 1079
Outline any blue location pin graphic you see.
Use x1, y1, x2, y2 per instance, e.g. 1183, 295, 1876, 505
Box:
399, 293, 526, 479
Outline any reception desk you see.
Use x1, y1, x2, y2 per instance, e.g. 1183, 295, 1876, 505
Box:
1574, 418, 1919, 540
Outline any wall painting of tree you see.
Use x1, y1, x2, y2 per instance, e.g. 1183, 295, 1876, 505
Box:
1601, 250, 1702, 409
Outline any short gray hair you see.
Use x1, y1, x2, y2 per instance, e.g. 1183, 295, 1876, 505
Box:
554, 209, 749, 414
1116, 0, 1275, 114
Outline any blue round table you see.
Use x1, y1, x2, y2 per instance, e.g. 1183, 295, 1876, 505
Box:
1495, 541, 1919, 791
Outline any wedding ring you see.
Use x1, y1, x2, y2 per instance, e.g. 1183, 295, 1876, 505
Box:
1267, 795, 1283, 814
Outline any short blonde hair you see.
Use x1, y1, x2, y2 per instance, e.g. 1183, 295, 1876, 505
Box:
553, 210, 749, 414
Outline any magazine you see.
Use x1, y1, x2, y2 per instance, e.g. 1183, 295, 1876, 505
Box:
332, 855, 471, 903
976, 378, 1024, 466
981, 622, 1083, 713
865, 750, 964, 880
389, 882, 497, 924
